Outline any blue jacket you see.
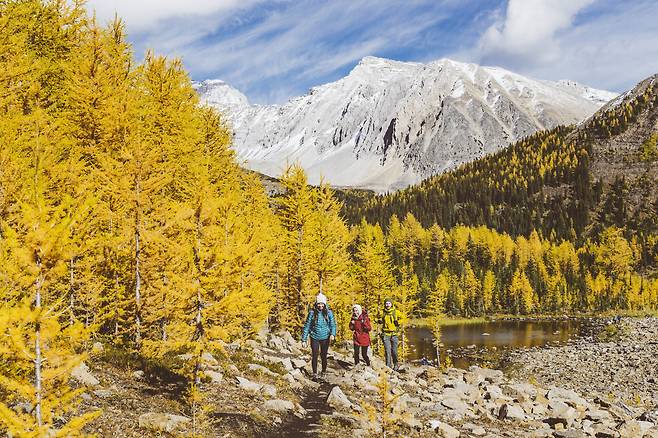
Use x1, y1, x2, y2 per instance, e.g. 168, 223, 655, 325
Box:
301, 307, 336, 342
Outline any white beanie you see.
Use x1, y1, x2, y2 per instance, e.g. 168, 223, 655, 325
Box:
352, 304, 362, 317
316, 293, 327, 305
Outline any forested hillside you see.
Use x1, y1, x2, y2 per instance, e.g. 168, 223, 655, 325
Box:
340, 74, 658, 319
346, 75, 658, 249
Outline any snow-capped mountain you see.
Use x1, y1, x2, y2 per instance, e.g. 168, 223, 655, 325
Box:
194, 56, 617, 191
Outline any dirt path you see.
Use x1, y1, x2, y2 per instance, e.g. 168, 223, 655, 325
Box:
274, 381, 333, 438
274, 354, 354, 437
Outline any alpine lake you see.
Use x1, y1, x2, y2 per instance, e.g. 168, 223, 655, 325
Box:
400, 318, 599, 369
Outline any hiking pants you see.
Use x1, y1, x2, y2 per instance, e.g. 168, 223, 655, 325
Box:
353, 344, 370, 366
311, 337, 330, 373
382, 334, 399, 369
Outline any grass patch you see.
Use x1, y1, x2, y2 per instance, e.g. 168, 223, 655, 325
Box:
411, 310, 658, 328
97, 342, 188, 389
410, 316, 488, 327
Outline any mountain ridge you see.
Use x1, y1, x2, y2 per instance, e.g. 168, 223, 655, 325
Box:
194, 56, 617, 191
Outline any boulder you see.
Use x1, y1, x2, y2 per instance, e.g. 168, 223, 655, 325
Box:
427, 420, 460, 438
261, 384, 277, 398
91, 342, 104, 354
71, 363, 100, 386
544, 400, 578, 428
463, 422, 486, 436
279, 331, 298, 348
138, 413, 190, 433
248, 363, 278, 377
505, 383, 538, 403
468, 366, 503, 383
236, 376, 262, 393
553, 430, 588, 438
499, 403, 526, 421
263, 399, 295, 413
201, 352, 218, 366
326, 386, 352, 410
245, 339, 260, 350
618, 420, 654, 438
205, 370, 223, 384
267, 335, 287, 351
547, 387, 588, 409
93, 389, 113, 398
283, 373, 303, 390
484, 385, 505, 401
441, 396, 470, 415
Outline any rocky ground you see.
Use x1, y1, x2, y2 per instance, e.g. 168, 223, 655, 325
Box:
70, 318, 658, 437
508, 317, 658, 414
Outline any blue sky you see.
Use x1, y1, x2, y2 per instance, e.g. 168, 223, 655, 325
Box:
88, 0, 658, 104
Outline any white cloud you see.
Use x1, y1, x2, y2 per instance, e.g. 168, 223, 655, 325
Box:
478, 0, 596, 64
458, 0, 658, 93
85, 0, 261, 32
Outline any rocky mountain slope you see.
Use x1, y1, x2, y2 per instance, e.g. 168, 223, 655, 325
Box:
195, 57, 616, 191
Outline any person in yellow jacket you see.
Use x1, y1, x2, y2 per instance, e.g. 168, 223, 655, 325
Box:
378, 298, 400, 371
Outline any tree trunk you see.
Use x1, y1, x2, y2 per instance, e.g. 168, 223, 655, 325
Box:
135, 224, 141, 346
35, 257, 44, 428
69, 256, 75, 326
134, 177, 142, 347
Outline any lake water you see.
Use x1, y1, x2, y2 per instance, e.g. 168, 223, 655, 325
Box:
401, 318, 590, 369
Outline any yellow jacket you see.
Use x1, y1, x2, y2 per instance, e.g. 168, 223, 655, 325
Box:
380, 306, 400, 334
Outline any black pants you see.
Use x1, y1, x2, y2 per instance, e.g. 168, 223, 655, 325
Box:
311, 337, 330, 373
353, 344, 370, 366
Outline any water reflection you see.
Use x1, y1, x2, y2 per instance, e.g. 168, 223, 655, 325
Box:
404, 319, 586, 369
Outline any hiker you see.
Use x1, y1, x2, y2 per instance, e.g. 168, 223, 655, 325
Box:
379, 298, 400, 371
301, 293, 336, 380
349, 304, 371, 366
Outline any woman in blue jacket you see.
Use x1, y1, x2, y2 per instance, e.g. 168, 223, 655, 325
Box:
301, 293, 336, 380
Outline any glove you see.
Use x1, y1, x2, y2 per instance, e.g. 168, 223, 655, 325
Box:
330, 335, 335, 342
302, 340, 308, 348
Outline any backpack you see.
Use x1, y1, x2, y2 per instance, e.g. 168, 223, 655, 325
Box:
311, 307, 330, 329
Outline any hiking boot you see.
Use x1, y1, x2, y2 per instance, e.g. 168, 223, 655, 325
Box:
312, 372, 318, 381
393, 364, 399, 372
319, 371, 327, 380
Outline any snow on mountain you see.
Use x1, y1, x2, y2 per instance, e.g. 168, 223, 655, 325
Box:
194, 56, 617, 192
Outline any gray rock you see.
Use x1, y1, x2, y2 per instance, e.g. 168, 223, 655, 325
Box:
547, 387, 588, 409
618, 420, 654, 438
500, 403, 526, 421
92, 389, 113, 398
91, 342, 104, 353
201, 351, 218, 366
441, 396, 471, 415
248, 363, 278, 377
261, 384, 277, 398
263, 399, 295, 413
553, 429, 587, 438
484, 385, 505, 401
138, 413, 190, 433
326, 386, 352, 410
468, 366, 503, 383
283, 373, 303, 390
205, 370, 223, 384
463, 422, 486, 436
236, 376, 262, 393
71, 363, 100, 387
427, 420, 460, 438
